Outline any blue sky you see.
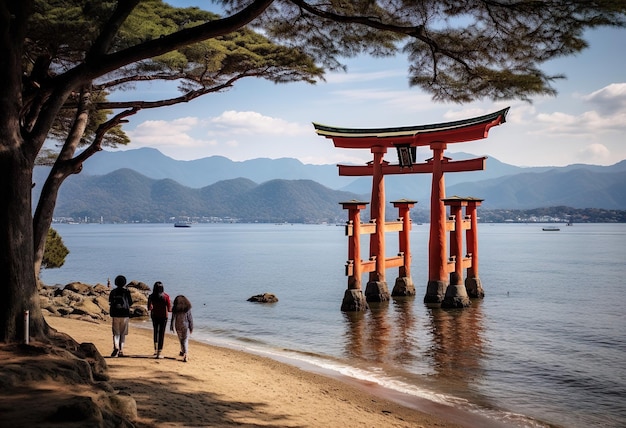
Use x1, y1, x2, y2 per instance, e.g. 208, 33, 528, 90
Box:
118, 2, 626, 167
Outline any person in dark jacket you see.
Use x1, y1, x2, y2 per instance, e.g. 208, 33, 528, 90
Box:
108, 275, 133, 357
148, 281, 171, 359
170, 295, 193, 362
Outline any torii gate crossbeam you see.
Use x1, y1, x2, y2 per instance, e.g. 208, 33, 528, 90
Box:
337, 156, 487, 176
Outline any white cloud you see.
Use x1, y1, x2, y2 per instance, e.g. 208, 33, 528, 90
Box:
132, 117, 198, 136
535, 109, 626, 136
207, 111, 310, 137
126, 117, 211, 149
582, 83, 626, 115
529, 83, 626, 137
125, 112, 315, 160
576, 143, 611, 164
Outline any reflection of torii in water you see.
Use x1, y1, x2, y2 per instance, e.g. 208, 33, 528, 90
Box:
313, 107, 509, 311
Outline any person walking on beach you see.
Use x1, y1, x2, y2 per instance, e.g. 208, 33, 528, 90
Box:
109, 275, 133, 357
170, 295, 194, 362
148, 281, 171, 359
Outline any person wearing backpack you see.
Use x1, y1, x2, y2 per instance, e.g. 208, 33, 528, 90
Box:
109, 275, 133, 357
148, 281, 171, 359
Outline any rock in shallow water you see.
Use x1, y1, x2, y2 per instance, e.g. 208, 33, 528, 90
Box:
247, 293, 278, 303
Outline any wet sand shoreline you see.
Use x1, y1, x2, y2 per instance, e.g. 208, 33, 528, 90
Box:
44, 316, 470, 427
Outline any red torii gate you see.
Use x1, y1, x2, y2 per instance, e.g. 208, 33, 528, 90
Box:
314, 108, 509, 311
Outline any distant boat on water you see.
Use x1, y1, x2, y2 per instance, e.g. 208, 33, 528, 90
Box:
542, 226, 560, 231
174, 221, 191, 228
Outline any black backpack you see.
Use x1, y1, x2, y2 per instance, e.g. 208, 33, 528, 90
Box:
111, 291, 129, 311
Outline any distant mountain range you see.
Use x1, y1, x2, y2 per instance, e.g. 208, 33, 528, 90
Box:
82, 148, 349, 190
34, 167, 362, 224
33, 148, 626, 223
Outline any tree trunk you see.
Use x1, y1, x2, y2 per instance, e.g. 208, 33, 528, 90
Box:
33, 87, 91, 278
0, 146, 48, 342
0, 0, 47, 343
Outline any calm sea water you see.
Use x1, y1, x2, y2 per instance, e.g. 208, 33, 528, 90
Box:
41, 223, 626, 427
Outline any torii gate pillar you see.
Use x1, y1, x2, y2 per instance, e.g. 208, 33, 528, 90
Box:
365, 147, 390, 303
441, 197, 471, 308
465, 199, 484, 298
424, 143, 449, 305
391, 199, 417, 297
340, 200, 369, 311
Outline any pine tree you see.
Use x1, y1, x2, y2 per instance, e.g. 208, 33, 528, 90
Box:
41, 228, 69, 270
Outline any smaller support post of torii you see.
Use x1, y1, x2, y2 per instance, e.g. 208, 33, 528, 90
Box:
441, 197, 471, 308
340, 200, 369, 311
391, 199, 417, 296
465, 198, 484, 298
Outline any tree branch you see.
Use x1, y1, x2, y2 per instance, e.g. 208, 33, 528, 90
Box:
288, 0, 474, 75
86, 0, 141, 61
94, 72, 255, 110
62, 0, 275, 84
94, 72, 190, 90
26, 0, 274, 146
72, 107, 139, 166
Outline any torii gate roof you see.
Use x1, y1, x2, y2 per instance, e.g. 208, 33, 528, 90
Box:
313, 107, 509, 149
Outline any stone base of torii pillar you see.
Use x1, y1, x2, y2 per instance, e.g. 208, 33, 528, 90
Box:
392, 276, 416, 296
364, 280, 390, 302
341, 289, 369, 312
441, 272, 471, 308
424, 280, 447, 306
465, 277, 485, 298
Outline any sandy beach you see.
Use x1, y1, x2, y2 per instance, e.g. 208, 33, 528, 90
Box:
14, 316, 465, 427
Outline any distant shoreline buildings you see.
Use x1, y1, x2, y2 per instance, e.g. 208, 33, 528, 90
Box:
52, 207, 626, 225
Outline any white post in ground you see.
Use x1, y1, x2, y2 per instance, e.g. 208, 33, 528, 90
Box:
23, 310, 29, 344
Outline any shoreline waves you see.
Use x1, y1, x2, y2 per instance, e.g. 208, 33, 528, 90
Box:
128, 317, 535, 428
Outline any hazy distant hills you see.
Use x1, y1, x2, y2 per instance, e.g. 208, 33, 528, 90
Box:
37, 168, 362, 223
82, 148, 349, 190
447, 168, 626, 210
33, 148, 626, 222
82, 147, 540, 195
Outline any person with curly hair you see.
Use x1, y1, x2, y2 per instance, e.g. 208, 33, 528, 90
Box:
171, 295, 193, 362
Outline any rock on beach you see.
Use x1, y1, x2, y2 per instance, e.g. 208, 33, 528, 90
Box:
40, 280, 151, 321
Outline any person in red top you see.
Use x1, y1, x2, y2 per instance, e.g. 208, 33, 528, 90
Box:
147, 281, 171, 359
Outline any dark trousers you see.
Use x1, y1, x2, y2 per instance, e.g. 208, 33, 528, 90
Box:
152, 316, 168, 351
